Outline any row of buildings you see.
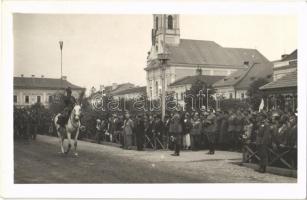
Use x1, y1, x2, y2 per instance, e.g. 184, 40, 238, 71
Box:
13, 14, 297, 111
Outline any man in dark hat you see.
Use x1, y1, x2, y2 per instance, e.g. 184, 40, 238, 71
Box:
57, 87, 76, 129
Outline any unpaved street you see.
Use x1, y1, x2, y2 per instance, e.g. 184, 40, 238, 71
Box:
14, 135, 296, 183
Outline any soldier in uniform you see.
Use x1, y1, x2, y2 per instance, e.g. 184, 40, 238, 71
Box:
169, 111, 183, 156
255, 114, 271, 173
206, 113, 217, 154
57, 87, 76, 130
135, 114, 145, 151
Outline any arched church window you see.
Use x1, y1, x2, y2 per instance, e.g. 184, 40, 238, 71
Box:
155, 17, 159, 30
168, 15, 173, 29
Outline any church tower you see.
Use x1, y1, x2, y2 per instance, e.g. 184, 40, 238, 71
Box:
151, 14, 180, 54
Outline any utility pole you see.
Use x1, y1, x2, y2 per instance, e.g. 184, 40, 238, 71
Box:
159, 14, 168, 121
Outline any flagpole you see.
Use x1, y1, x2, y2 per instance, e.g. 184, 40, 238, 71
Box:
59, 41, 63, 91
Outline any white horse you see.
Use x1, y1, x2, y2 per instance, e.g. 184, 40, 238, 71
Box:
54, 104, 82, 156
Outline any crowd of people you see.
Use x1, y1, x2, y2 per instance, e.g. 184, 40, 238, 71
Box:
14, 104, 53, 141
93, 108, 297, 159
14, 100, 297, 173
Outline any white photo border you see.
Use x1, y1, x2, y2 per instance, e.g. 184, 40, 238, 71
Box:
1, 0, 306, 199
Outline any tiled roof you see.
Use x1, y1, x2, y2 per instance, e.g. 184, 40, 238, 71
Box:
14, 77, 84, 90
145, 39, 270, 70
260, 70, 297, 90
213, 62, 273, 89
282, 49, 297, 61
169, 75, 225, 87
112, 86, 146, 95
109, 83, 135, 94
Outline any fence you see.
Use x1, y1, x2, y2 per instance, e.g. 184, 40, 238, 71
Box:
242, 142, 297, 170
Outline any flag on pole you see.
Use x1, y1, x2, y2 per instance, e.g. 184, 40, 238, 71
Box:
259, 98, 264, 112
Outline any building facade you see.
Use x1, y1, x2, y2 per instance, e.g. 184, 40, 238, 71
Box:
14, 75, 84, 108
260, 50, 297, 111
168, 74, 225, 106
145, 14, 273, 100
213, 61, 273, 100
272, 50, 297, 81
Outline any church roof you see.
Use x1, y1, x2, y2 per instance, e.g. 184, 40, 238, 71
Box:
260, 70, 297, 90
213, 61, 273, 89
145, 39, 270, 70
14, 76, 84, 90
169, 75, 225, 87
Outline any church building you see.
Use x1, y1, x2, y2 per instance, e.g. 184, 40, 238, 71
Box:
145, 14, 272, 100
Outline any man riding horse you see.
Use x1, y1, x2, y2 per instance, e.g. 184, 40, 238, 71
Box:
57, 87, 76, 131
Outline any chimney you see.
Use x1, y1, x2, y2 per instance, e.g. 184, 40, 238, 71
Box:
112, 83, 118, 90
31, 75, 35, 78
281, 54, 288, 59
243, 61, 249, 66
62, 76, 67, 80
21, 74, 24, 77
41, 75, 44, 78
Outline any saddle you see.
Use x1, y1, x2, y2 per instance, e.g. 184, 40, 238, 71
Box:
57, 108, 70, 127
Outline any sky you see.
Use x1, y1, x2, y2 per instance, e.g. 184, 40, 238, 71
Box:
13, 14, 297, 91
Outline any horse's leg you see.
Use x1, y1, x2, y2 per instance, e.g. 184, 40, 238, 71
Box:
74, 128, 80, 157
65, 131, 72, 154
58, 134, 65, 154
56, 125, 65, 154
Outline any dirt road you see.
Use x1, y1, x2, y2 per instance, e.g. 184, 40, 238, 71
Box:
14, 135, 296, 183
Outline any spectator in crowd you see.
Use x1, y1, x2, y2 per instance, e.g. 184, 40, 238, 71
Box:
255, 114, 271, 173
163, 114, 171, 149
117, 115, 125, 148
242, 114, 254, 144
205, 112, 217, 155
288, 115, 297, 148
182, 113, 192, 150
218, 110, 229, 150
95, 119, 103, 144
123, 112, 134, 150
153, 114, 164, 149
227, 109, 237, 150
214, 110, 223, 148
135, 114, 145, 151
108, 114, 116, 143
190, 112, 202, 151
113, 114, 123, 145
169, 111, 183, 156
234, 109, 244, 151
288, 115, 297, 168
144, 114, 154, 148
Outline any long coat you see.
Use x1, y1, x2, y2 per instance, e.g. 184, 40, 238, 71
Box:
256, 122, 271, 167
123, 119, 134, 136
190, 119, 202, 136
169, 113, 182, 136
123, 118, 134, 148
